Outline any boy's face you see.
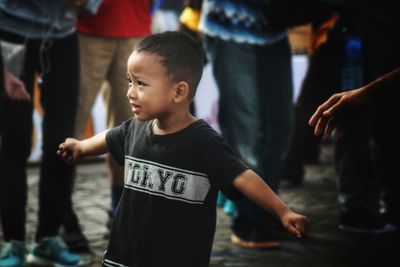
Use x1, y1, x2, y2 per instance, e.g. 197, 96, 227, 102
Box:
126, 51, 176, 121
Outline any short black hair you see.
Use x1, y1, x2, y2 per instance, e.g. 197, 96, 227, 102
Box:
135, 31, 204, 100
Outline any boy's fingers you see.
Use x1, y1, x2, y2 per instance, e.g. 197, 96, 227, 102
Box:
288, 224, 302, 238
59, 151, 70, 160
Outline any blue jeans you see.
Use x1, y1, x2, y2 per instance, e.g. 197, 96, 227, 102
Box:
204, 36, 293, 232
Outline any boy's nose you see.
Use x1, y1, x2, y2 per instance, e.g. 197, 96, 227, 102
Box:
127, 87, 137, 99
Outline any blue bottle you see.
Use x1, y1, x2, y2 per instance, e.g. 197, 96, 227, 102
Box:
341, 36, 363, 91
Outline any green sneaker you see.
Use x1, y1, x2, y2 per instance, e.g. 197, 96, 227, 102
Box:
27, 237, 83, 267
0, 240, 26, 267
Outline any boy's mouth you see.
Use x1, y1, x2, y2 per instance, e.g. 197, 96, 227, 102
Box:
130, 103, 141, 114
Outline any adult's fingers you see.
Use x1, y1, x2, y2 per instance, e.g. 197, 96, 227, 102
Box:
309, 94, 341, 126
314, 116, 328, 136
324, 117, 337, 139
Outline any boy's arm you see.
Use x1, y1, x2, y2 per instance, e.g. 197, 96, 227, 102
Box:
233, 169, 309, 238
79, 130, 109, 156
58, 130, 109, 163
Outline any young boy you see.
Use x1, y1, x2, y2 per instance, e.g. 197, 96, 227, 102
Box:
58, 31, 309, 267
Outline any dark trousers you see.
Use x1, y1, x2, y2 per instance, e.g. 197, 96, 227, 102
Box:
0, 50, 3, 135
283, 29, 343, 171
362, 11, 400, 224
335, 119, 375, 212
0, 32, 79, 241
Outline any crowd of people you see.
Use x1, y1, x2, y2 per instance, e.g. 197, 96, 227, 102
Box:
0, 0, 398, 267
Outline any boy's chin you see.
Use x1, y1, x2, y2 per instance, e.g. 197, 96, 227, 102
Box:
134, 115, 152, 122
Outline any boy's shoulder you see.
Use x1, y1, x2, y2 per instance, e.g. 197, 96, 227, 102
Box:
190, 119, 219, 135
188, 119, 227, 145
120, 117, 150, 131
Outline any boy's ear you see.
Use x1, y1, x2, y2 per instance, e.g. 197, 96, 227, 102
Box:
173, 81, 190, 103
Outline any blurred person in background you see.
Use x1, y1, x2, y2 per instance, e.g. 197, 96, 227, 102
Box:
0, 1, 101, 267
152, 0, 184, 33
67, 0, 151, 243
309, 0, 400, 234
200, 0, 294, 249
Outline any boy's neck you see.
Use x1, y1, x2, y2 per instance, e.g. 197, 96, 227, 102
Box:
152, 113, 197, 135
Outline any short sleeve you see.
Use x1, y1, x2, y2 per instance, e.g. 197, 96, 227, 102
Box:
105, 119, 133, 166
203, 134, 249, 201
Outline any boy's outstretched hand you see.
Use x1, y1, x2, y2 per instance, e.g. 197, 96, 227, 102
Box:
57, 138, 83, 164
281, 211, 309, 239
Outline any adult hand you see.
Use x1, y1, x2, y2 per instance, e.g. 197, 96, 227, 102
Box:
308, 87, 368, 139
4, 71, 31, 101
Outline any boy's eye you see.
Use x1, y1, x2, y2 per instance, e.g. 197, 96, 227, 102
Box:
127, 76, 132, 84
136, 80, 145, 87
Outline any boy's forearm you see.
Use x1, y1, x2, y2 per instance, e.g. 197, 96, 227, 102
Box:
233, 170, 291, 219
80, 130, 109, 157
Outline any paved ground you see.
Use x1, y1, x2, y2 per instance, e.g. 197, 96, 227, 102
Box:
3, 143, 397, 267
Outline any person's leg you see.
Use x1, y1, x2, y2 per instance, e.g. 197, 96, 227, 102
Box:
62, 34, 117, 252
75, 34, 116, 139
0, 82, 32, 243
371, 89, 400, 228
0, 45, 3, 155
0, 37, 37, 267
204, 37, 260, 171
0, 38, 37, 242
204, 36, 279, 247
26, 33, 85, 267
257, 37, 293, 192
104, 37, 140, 217
362, 10, 400, 230
35, 34, 80, 240
229, 37, 294, 236
334, 119, 386, 233
282, 31, 343, 186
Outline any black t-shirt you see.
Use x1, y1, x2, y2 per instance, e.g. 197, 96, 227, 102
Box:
104, 118, 248, 267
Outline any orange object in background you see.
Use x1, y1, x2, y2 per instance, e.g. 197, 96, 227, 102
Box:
288, 24, 312, 55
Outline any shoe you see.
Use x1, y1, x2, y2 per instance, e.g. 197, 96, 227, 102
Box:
339, 209, 396, 234
230, 229, 281, 249
223, 200, 236, 217
59, 228, 90, 254
217, 192, 226, 208
27, 237, 84, 267
0, 241, 26, 267
379, 192, 400, 230
60, 213, 90, 253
